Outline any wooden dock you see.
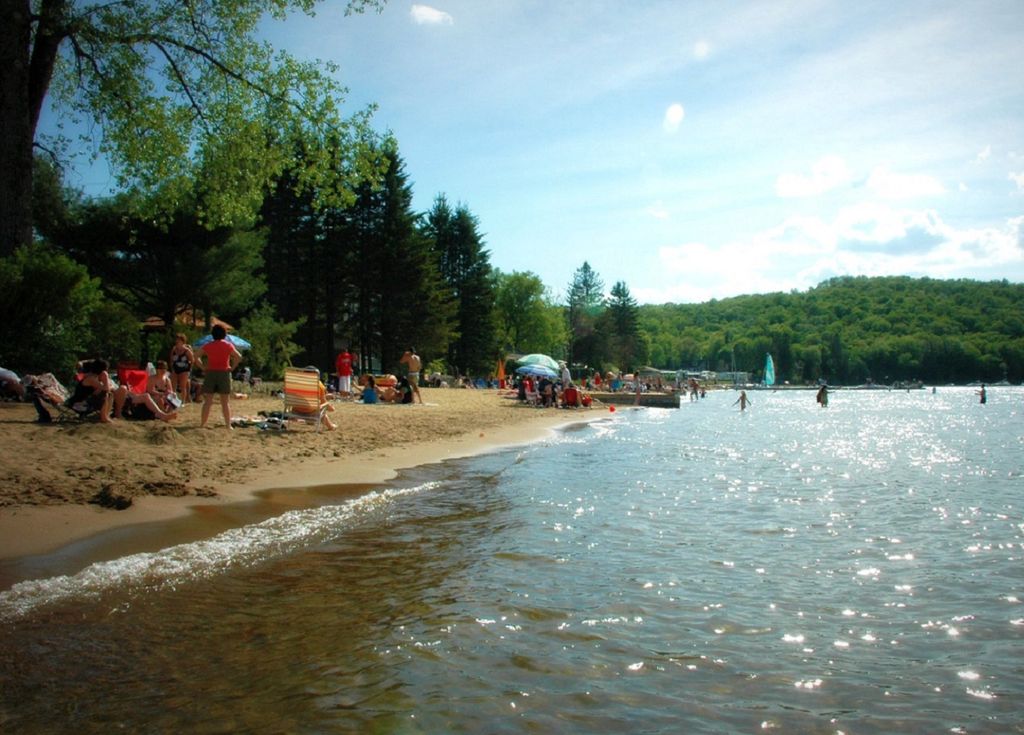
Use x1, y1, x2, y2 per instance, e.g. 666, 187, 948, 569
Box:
590, 391, 681, 409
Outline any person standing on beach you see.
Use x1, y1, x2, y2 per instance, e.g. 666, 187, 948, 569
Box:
169, 333, 195, 403
335, 346, 356, 399
734, 390, 751, 412
400, 348, 424, 404
199, 325, 242, 429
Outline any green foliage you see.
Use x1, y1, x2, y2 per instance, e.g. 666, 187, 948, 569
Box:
3, 1, 386, 255
260, 142, 453, 372
639, 276, 1024, 384
566, 261, 606, 368
47, 193, 266, 331
351, 147, 454, 372
42, 0, 386, 230
423, 195, 497, 375
239, 303, 303, 379
86, 301, 144, 366
494, 270, 567, 357
0, 243, 105, 377
601, 280, 647, 371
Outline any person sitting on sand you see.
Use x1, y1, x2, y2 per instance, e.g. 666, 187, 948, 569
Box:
69, 359, 115, 423
399, 348, 424, 404
112, 360, 179, 421
360, 375, 379, 404
112, 387, 179, 421
538, 376, 554, 407
397, 376, 414, 404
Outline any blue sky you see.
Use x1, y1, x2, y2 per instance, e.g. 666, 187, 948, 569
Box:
57, 0, 1024, 304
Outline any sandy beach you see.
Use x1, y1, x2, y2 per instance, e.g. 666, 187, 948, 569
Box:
0, 388, 605, 560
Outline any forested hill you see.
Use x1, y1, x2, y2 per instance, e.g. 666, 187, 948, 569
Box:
639, 276, 1024, 385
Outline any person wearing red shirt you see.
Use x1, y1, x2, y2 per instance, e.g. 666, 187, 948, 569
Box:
335, 347, 356, 399
199, 324, 242, 429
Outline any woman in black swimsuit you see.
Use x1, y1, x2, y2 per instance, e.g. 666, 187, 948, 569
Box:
169, 332, 195, 403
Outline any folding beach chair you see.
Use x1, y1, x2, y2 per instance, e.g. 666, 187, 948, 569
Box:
24, 373, 104, 423
282, 367, 330, 432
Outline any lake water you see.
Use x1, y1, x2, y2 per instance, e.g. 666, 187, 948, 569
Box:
1, 387, 1022, 733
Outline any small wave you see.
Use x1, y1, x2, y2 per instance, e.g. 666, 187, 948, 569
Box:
0, 482, 438, 621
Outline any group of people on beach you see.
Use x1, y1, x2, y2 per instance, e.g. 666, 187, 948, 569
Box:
334, 347, 424, 406
13, 334, 435, 431
20, 324, 243, 428
514, 369, 593, 409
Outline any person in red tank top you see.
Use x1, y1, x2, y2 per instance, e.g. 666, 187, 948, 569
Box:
199, 324, 242, 429
334, 347, 357, 399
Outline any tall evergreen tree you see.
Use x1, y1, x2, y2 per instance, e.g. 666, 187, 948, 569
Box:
566, 261, 605, 369
260, 162, 329, 366
355, 146, 453, 372
48, 194, 265, 331
601, 280, 647, 371
423, 195, 496, 375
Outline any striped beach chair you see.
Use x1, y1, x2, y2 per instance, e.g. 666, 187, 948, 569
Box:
283, 367, 329, 432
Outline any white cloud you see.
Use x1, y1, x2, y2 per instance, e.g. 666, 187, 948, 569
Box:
1010, 171, 1024, 192
976, 145, 992, 162
643, 206, 1023, 303
646, 201, 669, 220
410, 4, 453, 25
866, 166, 945, 199
693, 40, 711, 60
775, 155, 851, 198
662, 103, 685, 133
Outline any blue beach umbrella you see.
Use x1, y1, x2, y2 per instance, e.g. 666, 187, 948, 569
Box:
515, 364, 558, 378
193, 333, 252, 350
516, 353, 560, 371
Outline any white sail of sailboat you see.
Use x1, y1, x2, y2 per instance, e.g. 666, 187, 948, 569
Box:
764, 353, 775, 387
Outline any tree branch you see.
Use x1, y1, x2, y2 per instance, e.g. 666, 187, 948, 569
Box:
119, 32, 313, 121
150, 40, 210, 131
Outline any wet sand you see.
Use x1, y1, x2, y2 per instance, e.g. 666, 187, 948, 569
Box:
0, 389, 605, 561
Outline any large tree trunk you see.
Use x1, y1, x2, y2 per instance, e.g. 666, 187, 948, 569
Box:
1, 0, 67, 256
0, 0, 35, 255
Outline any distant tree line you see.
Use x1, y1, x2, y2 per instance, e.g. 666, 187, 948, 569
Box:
640, 276, 1024, 385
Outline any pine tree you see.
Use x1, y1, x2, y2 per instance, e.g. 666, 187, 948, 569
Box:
423, 196, 496, 375
602, 280, 647, 371
566, 261, 605, 369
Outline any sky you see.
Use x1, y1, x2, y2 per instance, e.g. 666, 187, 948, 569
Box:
56, 0, 1024, 304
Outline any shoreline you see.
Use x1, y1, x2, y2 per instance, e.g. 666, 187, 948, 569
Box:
0, 391, 609, 574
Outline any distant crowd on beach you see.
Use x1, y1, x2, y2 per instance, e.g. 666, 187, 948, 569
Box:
0, 332, 1004, 429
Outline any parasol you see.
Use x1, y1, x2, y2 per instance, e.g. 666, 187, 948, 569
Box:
515, 364, 558, 378
516, 353, 559, 371
194, 333, 252, 350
